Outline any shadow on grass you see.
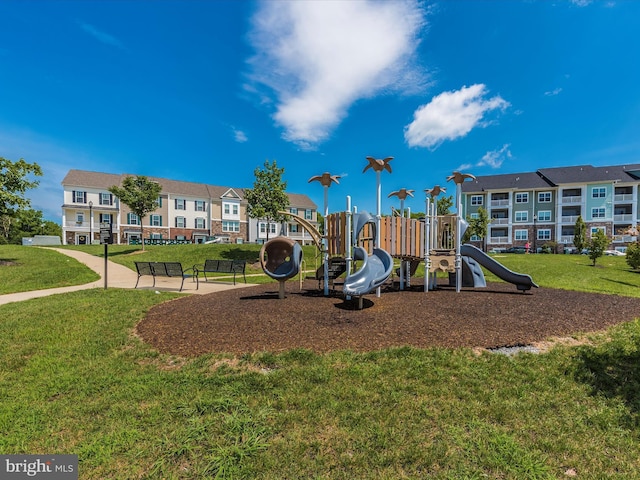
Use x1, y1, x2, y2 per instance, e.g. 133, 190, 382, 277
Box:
575, 346, 640, 416
601, 277, 640, 288
217, 247, 261, 262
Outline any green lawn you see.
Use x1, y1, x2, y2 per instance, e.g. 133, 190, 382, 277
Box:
2, 246, 640, 478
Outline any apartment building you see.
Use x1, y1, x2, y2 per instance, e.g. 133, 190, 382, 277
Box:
461, 163, 640, 252
61, 169, 318, 246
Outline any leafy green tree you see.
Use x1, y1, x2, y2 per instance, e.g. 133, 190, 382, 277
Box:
244, 160, 289, 241
0, 157, 42, 218
109, 175, 162, 250
462, 207, 491, 251
626, 242, 640, 270
573, 216, 587, 253
587, 229, 610, 266
436, 195, 453, 215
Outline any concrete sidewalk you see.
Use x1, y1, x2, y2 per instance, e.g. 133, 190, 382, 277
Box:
0, 248, 253, 306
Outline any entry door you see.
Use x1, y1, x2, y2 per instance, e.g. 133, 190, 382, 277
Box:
77, 234, 87, 245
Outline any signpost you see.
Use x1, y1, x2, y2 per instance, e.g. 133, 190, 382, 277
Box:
99, 222, 113, 289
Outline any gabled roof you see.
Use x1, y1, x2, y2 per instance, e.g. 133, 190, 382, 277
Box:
536, 164, 640, 185
462, 172, 552, 193
61, 169, 317, 208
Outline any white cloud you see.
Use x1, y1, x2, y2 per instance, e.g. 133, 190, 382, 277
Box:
233, 128, 248, 143
478, 144, 512, 168
571, 0, 592, 6
404, 84, 509, 149
246, 0, 428, 148
78, 21, 124, 49
544, 87, 563, 96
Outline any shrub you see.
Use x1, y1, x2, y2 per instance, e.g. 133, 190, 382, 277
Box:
626, 242, 640, 270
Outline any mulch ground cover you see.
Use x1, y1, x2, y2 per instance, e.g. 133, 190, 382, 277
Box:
136, 279, 640, 356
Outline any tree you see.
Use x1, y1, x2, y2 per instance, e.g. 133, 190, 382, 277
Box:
573, 216, 587, 253
462, 207, 491, 251
0, 157, 42, 218
588, 229, 610, 266
244, 160, 289, 241
108, 176, 162, 250
626, 241, 640, 270
436, 195, 454, 215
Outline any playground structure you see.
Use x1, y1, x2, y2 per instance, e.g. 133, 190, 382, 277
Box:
259, 168, 537, 306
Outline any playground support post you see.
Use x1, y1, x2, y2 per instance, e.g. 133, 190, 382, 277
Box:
455, 181, 462, 293
424, 196, 431, 293
345, 196, 352, 300
376, 170, 381, 297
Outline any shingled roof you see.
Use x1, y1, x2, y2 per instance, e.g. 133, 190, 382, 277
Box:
536, 164, 640, 185
462, 172, 552, 193
62, 169, 316, 208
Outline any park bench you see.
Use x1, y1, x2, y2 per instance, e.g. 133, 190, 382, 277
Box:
134, 261, 198, 292
194, 259, 247, 285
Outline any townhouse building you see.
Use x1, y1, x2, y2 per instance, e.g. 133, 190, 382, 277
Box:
461, 163, 640, 252
61, 169, 318, 246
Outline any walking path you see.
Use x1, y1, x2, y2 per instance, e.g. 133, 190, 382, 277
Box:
0, 248, 253, 306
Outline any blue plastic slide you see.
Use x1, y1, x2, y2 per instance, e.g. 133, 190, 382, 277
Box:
343, 246, 394, 297
460, 244, 538, 291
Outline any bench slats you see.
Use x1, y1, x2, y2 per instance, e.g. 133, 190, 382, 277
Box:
196, 259, 247, 285
134, 261, 198, 292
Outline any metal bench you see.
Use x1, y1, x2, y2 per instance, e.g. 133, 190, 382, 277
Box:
194, 259, 247, 285
134, 261, 198, 291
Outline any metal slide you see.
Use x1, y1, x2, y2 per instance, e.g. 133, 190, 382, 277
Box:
460, 244, 538, 291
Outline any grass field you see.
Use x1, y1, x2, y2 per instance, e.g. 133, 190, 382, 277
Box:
1, 245, 640, 478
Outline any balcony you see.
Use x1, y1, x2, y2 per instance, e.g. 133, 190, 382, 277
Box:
490, 199, 509, 207
491, 218, 510, 225
561, 215, 579, 224
614, 194, 634, 202
614, 214, 633, 222
489, 237, 510, 244
613, 235, 637, 243
561, 196, 582, 204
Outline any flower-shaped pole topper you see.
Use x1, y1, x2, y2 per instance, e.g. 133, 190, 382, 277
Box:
363, 156, 393, 235
308, 172, 341, 217
388, 188, 414, 218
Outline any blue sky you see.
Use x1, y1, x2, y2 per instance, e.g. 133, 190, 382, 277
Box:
2, 0, 639, 222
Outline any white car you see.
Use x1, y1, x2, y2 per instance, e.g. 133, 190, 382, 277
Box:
604, 250, 626, 256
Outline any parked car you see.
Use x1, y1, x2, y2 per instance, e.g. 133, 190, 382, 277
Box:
505, 246, 527, 254
604, 249, 626, 256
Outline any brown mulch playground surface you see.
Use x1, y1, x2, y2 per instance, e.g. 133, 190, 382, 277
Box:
136, 279, 640, 356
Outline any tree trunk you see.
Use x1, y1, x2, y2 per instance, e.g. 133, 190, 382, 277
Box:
141, 224, 145, 251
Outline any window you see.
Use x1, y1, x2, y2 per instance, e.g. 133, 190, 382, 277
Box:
515, 211, 528, 222
76, 212, 84, 223
150, 214, 162, 226
538, 192, 552, 203
537, 229, 551, 241
305, 209, 313, 220
99, 193, 112, 205
592, 207, 606, 219
175, 235, 186, 241
471, 195, 483, 206
73, 190, 87, 203
127, 213, 140, 225
150, 233, 162, 240
515, 230, 528, 241
222, 221, 240, 232
470, 234, 481, 241
591, 226, 605, 236
290, 207, 298, 215
515, 192, 529, 203
175, 198, 186, 210
290, 224, 299, 233
592, 187, 606, 198
195, 200, 205, 212
157, 197, 163, 208
469, 213, 479, 219
537, 211, 551, 222
195, 217, 206, 229
223, 201, 239, 218
224, 203, 230, 215
99, 214, 111, 224
175, 216, 186, 228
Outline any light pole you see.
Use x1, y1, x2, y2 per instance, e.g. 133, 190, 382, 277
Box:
88, 201, 93, 245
